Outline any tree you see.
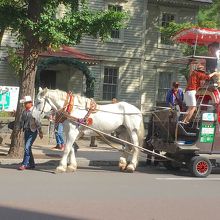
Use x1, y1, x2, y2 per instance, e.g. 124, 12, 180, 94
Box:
0, 0, 128, 157
160, 0, 220, 41
0, 0, 25, 44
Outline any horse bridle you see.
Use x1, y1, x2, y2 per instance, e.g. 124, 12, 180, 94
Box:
39, 97, 57, 115
40, 97, 47, 114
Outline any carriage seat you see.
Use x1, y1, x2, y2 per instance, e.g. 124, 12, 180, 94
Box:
177, 122, 197, 137
176, 122, 199, 144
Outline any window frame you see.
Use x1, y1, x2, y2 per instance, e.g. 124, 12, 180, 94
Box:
158, 7, 179, 49
156, 70, 176, 105
102, 66, 119, 101
105, 2, 125, 43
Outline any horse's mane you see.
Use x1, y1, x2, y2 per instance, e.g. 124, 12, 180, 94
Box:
46, 89, 89, 106
46, 89, 67, 101
76, 95, 88, 106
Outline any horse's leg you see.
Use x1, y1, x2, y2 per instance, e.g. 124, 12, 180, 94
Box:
116, 127, 129, 171
119, 144, 128, 171
67, 143, 78, 172
126, 130, 139, 173
56, 122, 79, 173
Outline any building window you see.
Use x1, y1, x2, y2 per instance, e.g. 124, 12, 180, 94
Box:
157, 72, 173, 103
108, 4, 122, 39
161, 13, 175, 45
103, 67, 118, 100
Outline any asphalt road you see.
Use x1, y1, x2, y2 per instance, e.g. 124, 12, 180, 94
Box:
1, 166, 220, 220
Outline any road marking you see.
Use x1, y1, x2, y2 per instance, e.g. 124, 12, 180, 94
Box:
156, 177, 220, 181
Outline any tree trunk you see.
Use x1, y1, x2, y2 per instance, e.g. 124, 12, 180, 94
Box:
8, 0, 43, 158
8, 50, 39, 158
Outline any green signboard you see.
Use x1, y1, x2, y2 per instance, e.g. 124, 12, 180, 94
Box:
200, 124, 215, 143
0, 86, 19, 112
0, 91, 10, 110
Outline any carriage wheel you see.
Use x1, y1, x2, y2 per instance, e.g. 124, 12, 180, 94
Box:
189, 156, 212, 178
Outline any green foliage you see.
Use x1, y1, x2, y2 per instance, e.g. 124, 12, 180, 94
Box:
160, 21, 209, 59
197, 0, 220, 28
160, 22, 193, 41
0, 0, 26, 32
0, 0, 129, 50
160, 1, 220, 45
0, 0, 129, 97
0, 111, 14, 117
29, 7, 128, 49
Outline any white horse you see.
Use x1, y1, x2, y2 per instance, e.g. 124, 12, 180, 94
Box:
32, 88, 145, 173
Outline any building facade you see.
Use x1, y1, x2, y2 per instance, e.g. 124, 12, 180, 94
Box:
0, 0, 212, 113
76, 0, 211, 112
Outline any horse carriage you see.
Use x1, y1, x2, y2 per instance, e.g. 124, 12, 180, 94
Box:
32, 27, 220, 178
145, 27, 220, 177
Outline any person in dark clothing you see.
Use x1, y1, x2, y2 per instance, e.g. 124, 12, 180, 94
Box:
18, 96, 43, 170
166, 82, 184, 111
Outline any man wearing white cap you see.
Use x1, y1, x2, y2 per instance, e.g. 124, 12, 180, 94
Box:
18, 95, 43, 170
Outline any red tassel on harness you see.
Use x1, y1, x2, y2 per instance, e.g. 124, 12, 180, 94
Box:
87, 118, 93, 125
66, 92, 74, 114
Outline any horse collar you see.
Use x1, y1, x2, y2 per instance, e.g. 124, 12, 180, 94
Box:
54, 92, 74, 125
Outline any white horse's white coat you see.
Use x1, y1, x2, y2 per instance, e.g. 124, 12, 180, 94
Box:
33, 88, 145, 172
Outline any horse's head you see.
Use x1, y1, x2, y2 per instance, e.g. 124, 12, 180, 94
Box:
32, 87, 52, 119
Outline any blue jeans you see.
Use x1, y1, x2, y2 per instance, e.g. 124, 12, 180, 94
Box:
22, 129, 38, 167
55, 123, 64, 145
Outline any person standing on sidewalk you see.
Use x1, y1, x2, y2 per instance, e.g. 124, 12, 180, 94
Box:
18, 96, 43, 170
53, 122, 65, 150
49, 112, 65, 151
49, 112, 79, 152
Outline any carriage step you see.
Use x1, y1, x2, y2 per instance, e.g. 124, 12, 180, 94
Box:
177, 140, 194, 145
176, 142, 199, 151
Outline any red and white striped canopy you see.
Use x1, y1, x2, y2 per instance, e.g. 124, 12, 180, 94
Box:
172, 27, 220, 46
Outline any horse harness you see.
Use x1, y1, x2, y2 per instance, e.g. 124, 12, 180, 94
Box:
55, 92, 97, 127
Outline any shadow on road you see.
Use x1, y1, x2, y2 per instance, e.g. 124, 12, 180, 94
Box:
1, 160, 220, 176
0, 160, 59, 174
0, 205, 88, 220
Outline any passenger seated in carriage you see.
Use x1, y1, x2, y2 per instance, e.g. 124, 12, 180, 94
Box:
166, 81, 184, 112
182, 61, 217, 124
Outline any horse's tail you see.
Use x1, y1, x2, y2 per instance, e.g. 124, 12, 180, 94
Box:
137, 117, 145, 147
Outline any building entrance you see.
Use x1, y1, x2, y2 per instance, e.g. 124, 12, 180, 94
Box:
39, 70, 56, 89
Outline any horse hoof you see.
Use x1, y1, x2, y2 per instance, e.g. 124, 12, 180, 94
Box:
119, 163, 127, 171
126, 164, 135, 173
55, 166, 67, 173
119, 157, 127, 171
67, 165, 77, 173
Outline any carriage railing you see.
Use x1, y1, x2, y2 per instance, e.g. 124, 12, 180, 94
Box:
144, 100, 216, 147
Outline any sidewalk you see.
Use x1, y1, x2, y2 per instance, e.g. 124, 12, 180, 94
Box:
0, 135, 146, 168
